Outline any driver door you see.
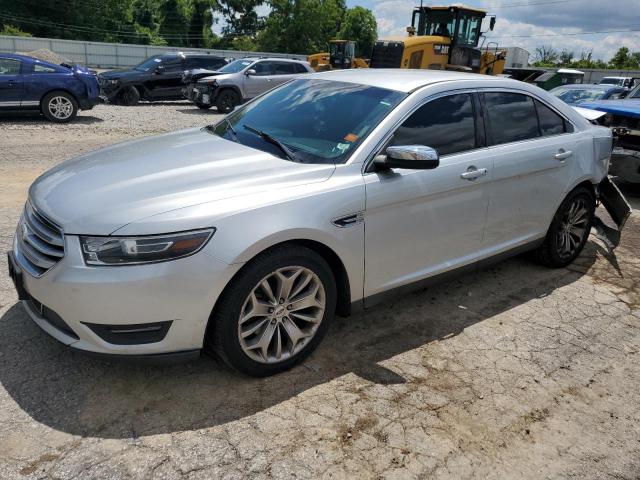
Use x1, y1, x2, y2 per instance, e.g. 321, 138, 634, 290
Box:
146, 58, 184, 99
243, 61, 276, 98
363, 92, 492, 299
0, 57, 23, 107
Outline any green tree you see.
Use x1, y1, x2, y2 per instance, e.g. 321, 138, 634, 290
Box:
0, 24, 31, 36
558, 49, 574, 67
609, 46, 632, 69
337, 6, 377, 57
532, 45, 558, 67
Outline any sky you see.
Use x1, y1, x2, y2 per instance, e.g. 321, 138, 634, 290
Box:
351, 0, 640, 62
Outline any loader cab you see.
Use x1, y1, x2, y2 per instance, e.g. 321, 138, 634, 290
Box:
330, 40, 356, 69
413, 6, 487, 48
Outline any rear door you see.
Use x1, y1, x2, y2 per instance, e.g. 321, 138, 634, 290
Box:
0, 57, 24, 107
481, 90, 579, 250
271, 61, 299, 86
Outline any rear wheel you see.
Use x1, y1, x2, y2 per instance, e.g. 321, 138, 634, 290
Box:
215, 89, 240, 114
206, 245, 336, 377
534, 186, 595, 268
42, 91, 78, 123
119, 86, 140, 106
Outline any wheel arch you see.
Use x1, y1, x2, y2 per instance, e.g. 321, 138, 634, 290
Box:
39, 88, 79, 111
213, 84, 243, 102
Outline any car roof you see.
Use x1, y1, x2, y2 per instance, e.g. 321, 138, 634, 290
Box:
307, 69, 511, 93
554, 83, 624, 91
243, 57, 306, 63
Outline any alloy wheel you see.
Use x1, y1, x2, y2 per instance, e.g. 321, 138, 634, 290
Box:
238, 266, 326, 364
48, 96, 73, 120
556, 197, 589, 259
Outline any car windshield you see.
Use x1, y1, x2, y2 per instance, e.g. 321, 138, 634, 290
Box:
599, 78, 621, 85
208, 79, 407, 164
627, 84, 640, 98
550, 87, 608, 105
218, 59, 254, 73
134, 56, 163, 72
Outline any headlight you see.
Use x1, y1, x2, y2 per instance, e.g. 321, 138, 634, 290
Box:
202, 79, 217, 86
80, 229, 214, 266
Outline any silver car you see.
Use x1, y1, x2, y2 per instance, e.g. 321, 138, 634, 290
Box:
9, 70, 615, 376
192, 57, 313, 113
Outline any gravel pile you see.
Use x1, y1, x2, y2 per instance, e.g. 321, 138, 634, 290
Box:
17, 48, 71, 65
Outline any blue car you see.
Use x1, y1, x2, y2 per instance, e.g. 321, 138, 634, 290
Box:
549, 83, 627, 106
0, 53, 99, 122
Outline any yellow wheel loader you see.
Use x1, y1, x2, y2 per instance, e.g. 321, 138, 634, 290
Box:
370, 5, 505, 75
308, 40, 369, 72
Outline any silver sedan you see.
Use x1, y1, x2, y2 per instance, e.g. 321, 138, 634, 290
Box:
9, 70, 614, 376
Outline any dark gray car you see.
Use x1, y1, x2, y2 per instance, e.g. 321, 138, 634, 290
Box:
191, 57, 313, 113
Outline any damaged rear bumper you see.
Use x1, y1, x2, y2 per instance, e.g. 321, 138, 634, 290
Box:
593, 176, 632, 249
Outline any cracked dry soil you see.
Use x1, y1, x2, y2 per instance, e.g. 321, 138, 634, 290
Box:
1, 104, 640, 480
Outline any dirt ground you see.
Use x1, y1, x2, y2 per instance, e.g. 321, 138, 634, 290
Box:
1, 104, 640, 480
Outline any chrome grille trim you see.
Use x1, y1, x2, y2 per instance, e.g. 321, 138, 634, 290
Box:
14, 201, 65, 277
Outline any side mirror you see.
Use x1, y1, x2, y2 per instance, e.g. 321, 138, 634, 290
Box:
245, 69, 256, 76
374, 145, 440, 170
154, 64, 165, 74
489, 17, 496, 31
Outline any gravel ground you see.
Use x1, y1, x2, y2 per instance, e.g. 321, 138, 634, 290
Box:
1, 104, 640, 480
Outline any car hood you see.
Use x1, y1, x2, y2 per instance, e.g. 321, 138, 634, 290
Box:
579, 99, 640, 119
99, 68, 141, 80
29, 128, 336, 235
197, 72, 233, 83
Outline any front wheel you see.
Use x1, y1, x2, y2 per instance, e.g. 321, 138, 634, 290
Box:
118, 86, 140, 106
42, 91, 78, 123
534, 186, 595, 268
206, 245, 336, 376
215, 89, 240, 114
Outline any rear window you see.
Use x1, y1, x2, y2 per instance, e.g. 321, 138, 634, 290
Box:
484, 92, 539, 145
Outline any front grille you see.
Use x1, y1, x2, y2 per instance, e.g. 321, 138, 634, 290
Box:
15, 201, 65, 277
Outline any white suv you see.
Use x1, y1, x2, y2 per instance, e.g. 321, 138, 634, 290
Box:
9, 70, 622, 376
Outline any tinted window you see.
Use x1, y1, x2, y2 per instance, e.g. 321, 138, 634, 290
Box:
392, 94, 476, 156
535, 100, 566, 136
193, 57, 225, 69
274, 62, 296, 74
294, 63, 308, 74
0, 58, 21, 75
252, 62, 274, 76
484, 92, 539, 145
161, 59, 183, 72
33, 64, 57, 73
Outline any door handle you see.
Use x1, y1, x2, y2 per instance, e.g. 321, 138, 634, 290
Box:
555, 149, 573, 161
460, 166, 488, 181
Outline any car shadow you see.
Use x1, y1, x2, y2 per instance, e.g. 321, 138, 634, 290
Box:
0, 112, 104, 124
0, 246, 599, 439
176, 107, 221, 116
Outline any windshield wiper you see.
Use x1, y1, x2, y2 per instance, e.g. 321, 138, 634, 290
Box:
243, 124, 297, 161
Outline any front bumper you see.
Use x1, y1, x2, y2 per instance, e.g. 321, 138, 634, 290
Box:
8, 234, 242, 360
79, 96, 99, 111
193, 84, 217, 105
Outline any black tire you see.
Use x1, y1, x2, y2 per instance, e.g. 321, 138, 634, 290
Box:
534, 186, 595, 268
196, 102, 212, 110
118, 86, 140, 106
215, 89, 240, 114
41, 91, 78, 123
206, 244, 337, 377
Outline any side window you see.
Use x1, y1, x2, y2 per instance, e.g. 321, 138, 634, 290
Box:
161, 59, 183, 72
392, 93, 476, 156
273, 62, 296, 75
484, 92, 539, 145
535, 100, 567, 136
252, 62, 274, 76
0, 58, 21, 75
294, 63, 309, 74
33, 64, 57, 73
